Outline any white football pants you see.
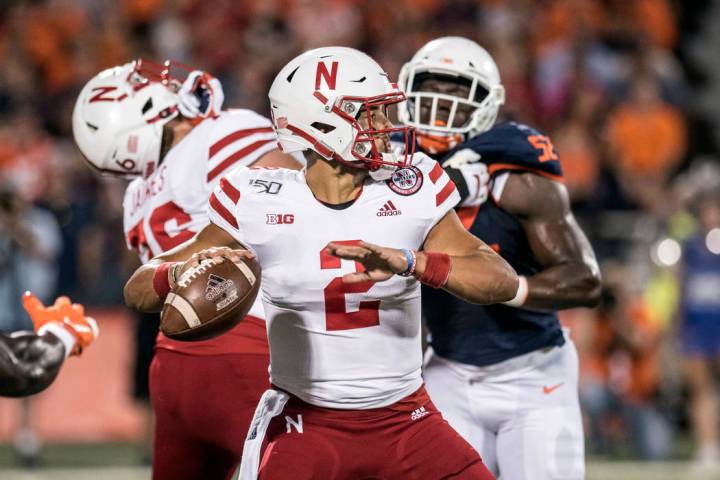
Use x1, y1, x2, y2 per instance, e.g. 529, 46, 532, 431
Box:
423, 334, 585, 480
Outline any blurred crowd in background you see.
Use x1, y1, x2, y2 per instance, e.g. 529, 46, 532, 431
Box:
2, 0, 720, 465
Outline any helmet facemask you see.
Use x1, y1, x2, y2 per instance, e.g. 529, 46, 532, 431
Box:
402, 70, 504, 137
330, 91, 415, 176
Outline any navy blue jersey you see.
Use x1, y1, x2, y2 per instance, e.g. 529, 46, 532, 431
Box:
422, 122, 565, 366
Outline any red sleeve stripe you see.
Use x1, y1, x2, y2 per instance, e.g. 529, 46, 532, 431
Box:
207, 139, 275, 181
209, 127, 275, 159
209, 193, 238, 229
220, 177, 241, 204
435, 180, 457, 206
429, 162, 444, 184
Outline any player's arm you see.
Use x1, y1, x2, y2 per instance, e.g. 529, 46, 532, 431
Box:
498, 173, 601, 309
417, 209, 518, 303
327, 210, 518, 305
0, 332, 65, 397
123, 223, 253, 312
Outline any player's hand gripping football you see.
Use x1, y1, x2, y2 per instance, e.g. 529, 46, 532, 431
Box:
175, 247, 257, 285
178, 70, 224, 121
326, 241, 409, 283
21, 292, 99, 356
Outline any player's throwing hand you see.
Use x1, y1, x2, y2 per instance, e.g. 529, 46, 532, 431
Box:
326, 241, 409, 283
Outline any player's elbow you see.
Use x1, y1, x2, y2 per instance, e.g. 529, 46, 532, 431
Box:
577, 267, 602, 308
495, 264, 520, 304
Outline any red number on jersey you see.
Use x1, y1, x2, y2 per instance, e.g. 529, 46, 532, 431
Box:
527, 135, 559, 162
126, 219, 154, 258
149, 201, 195, 251
320, 241, 380, 331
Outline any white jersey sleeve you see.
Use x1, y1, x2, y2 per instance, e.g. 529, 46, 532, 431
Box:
412, 153, 461, 237
204, 110, 277, 186
207, 167, 249, 246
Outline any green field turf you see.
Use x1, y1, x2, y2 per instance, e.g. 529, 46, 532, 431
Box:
0, 444, 719, 479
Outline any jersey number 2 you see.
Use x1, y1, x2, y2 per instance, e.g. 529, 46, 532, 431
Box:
320, 241, 380, 331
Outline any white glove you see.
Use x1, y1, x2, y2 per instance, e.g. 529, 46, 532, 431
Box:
178, 70, 224, 120
442, 148, 490, 207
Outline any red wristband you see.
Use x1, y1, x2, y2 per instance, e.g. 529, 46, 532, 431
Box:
417, 252, 452, 289
152, 262, 176, 300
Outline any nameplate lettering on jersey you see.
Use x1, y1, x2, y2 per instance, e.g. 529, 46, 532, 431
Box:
129, 164, 168, 216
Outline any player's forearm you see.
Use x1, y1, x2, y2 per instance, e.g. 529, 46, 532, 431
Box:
522, 262, 601, 310
416, 249, 518, 304
124, 262, 165, 313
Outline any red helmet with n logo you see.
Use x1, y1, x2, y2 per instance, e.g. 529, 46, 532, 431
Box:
268, 47, 414, 177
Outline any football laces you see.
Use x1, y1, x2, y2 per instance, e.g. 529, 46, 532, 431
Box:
177, 258, 216, 289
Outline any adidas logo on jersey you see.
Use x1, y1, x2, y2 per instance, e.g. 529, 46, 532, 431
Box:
410, 406, 429, 421
377, 200, 402, 216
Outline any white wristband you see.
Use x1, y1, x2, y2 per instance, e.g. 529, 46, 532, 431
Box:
38, 323, 76, 358
503, 276, 528, 307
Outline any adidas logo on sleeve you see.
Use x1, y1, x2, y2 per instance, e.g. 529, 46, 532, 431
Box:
377, 200, 402, 216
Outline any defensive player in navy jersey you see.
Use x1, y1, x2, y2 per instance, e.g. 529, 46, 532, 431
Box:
398, 37, 601, 479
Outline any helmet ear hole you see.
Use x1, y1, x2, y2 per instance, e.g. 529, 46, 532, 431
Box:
142, 98, 153, 115
311, 122, 336, 133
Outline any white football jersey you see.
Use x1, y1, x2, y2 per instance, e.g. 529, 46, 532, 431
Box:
208, 153, 460, 409
122, 109, 278, 320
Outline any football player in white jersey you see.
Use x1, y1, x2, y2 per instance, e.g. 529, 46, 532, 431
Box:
72, 60, 301, 480
124, 47, 519, 480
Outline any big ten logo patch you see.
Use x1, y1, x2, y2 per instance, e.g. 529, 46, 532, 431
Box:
266, 213, 295, 225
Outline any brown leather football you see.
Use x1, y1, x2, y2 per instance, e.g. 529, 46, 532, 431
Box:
160, 256, 261, 341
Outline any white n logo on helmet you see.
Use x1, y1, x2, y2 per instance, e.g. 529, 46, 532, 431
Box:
315, 61, 338, 91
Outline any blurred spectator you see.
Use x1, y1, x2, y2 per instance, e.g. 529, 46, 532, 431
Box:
605, 74, 687, 214
577, 276, 672, 460
678, 187, 720, 469
0, 183, 61, 333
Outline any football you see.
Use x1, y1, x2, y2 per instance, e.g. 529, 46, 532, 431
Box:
160, 256, 261, 341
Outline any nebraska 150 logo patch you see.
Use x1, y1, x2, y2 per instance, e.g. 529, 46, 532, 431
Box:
387, 166, 423, 196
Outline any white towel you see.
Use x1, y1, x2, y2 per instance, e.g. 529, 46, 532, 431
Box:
238, 389, 290, 480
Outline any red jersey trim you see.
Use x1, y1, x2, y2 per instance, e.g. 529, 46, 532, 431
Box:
435, 181, 457, 206
207, 139, 275, 181
220, 177, 241, 204
209, 127, 274, 159
209, 193, 238, 229
429, 162, 444, 184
